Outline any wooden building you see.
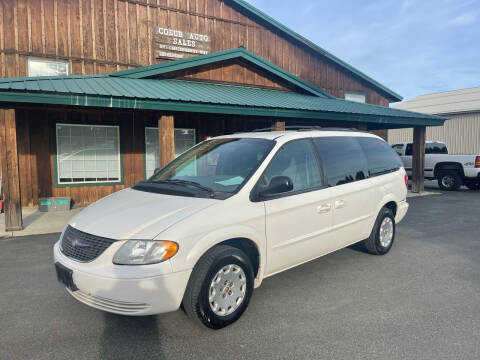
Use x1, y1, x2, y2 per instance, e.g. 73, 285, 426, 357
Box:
0, 0, 444, 231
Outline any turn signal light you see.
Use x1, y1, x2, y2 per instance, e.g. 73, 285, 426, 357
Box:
475, 156, 480, 168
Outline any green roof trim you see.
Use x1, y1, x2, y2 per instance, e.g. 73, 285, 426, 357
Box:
229, 0, 403, 102
0, 75, 444, 128
110, 47, 334, 99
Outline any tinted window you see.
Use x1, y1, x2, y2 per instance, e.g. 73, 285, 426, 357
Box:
313, 137, 368, 187
405, 143, 413, 156
426, 143, 448, 154
263, 139, 323, 193
358, 137, 403, 176
406, 142, 448, 155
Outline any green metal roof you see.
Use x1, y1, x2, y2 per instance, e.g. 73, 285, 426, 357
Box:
229, 0, 403, 102
0, 74, 443, 128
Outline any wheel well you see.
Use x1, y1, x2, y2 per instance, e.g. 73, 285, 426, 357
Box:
218, 238, 260, 277
434, 162, 464, 178
384, 201, 397, 217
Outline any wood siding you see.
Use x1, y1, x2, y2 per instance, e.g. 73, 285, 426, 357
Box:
14, 106, 274, 207
0, 0, 390, 105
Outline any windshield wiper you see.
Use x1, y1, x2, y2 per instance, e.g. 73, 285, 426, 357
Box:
154, 179, 216, 197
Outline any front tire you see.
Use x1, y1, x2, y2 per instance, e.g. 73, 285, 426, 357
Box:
437, 171, 462, 191
363, 207, 395, 255
182, 245, 254, 329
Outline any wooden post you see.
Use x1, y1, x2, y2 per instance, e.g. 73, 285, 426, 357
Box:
0, 109, 23, 231
158, 114, 175, 168
411, 126, 426, 193
273, 120, 285, 131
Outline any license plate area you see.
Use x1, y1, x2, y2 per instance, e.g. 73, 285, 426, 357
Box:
55, 262, 78, 291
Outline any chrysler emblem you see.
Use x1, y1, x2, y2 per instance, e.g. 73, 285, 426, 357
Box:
71, 238, 90, 248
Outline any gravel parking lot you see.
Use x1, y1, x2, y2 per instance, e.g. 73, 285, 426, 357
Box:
1, 186, 479, 360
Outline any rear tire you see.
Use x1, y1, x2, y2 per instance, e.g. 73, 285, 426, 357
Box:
182, 245, 254, 329
437, 171, 462, 191
363, 207, 395, 255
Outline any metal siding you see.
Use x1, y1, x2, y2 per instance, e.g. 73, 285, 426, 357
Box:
388, 112, 480, 154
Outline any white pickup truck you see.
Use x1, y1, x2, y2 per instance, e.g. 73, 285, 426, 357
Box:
391, 141, 480, 191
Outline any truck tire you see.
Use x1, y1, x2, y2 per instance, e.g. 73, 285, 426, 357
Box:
437, 171, 462, 191
363, 207, 395, 255
182, 245, 254, 329
464, 180, 480, 191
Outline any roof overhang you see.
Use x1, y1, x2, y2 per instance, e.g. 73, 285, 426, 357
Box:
0, 49, 444, 129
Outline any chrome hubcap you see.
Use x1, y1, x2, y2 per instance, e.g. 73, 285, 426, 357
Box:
209, 264, 247, 316
442, 175, 454, 188
379, 217, 394, 247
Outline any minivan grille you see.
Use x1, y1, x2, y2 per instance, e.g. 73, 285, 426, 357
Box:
61, 225, 116, 262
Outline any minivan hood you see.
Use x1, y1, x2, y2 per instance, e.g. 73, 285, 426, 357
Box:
69, 188, 218, 239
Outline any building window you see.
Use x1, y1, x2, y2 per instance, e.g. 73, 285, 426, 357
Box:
344, 92, 366, 103
28, 57, 70, 77
145, 127, 196, 178
56, 124, 121, 185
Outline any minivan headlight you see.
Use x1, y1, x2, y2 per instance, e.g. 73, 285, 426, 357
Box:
113, 240, 178, 265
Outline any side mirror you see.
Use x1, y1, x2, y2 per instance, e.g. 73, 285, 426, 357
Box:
257, 176, 293, 198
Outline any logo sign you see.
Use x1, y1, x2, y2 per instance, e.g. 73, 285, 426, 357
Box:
154, 27, 212, 59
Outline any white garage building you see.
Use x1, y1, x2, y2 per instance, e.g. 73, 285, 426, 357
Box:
388, 87, 480, 154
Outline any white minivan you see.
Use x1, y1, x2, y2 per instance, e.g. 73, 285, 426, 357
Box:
54, 128, 409, 329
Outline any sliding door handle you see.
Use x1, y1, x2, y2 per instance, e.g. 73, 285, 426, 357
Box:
334, 200, 346, 209
317, 204, 331, 214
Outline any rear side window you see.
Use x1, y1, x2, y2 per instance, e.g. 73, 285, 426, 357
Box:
426, 143, 448, 154
313, 137, 368, 187
358, 137, 403, 176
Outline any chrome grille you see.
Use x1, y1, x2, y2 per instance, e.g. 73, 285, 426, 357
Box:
60, 225, 116, 262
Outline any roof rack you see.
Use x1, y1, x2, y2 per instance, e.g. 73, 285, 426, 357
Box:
251, 125, 360, 132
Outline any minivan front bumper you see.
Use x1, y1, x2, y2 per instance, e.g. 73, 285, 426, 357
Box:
53, 242, 191, 316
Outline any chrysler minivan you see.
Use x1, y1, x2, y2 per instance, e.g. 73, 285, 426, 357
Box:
54, 128, 409, 329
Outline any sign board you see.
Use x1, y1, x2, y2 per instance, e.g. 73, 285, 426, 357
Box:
154, 27, 212, 59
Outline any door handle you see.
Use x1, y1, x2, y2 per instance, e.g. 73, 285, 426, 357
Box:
317, 204, 331, 214
334, 200, 346, 209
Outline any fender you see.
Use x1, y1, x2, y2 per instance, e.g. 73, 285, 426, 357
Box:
434, 162, 464, 178
182, 224, 266, 287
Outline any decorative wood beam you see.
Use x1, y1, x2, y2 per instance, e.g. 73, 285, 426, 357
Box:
158, 114, 175, 168
0, 108, 23, 231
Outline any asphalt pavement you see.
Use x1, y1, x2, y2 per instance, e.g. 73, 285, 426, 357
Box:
1, 185, 479, 360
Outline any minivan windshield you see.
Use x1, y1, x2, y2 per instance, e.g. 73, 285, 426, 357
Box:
135, 138, 275, 199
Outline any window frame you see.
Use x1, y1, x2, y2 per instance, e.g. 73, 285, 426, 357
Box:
143, 126, 198, 179
344, 91, 366, 103
53, 122, 124, 188
251, 138, 327, 202
27, 57, 70, 77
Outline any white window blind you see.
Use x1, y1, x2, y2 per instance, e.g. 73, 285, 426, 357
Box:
56, 124, 121, 184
